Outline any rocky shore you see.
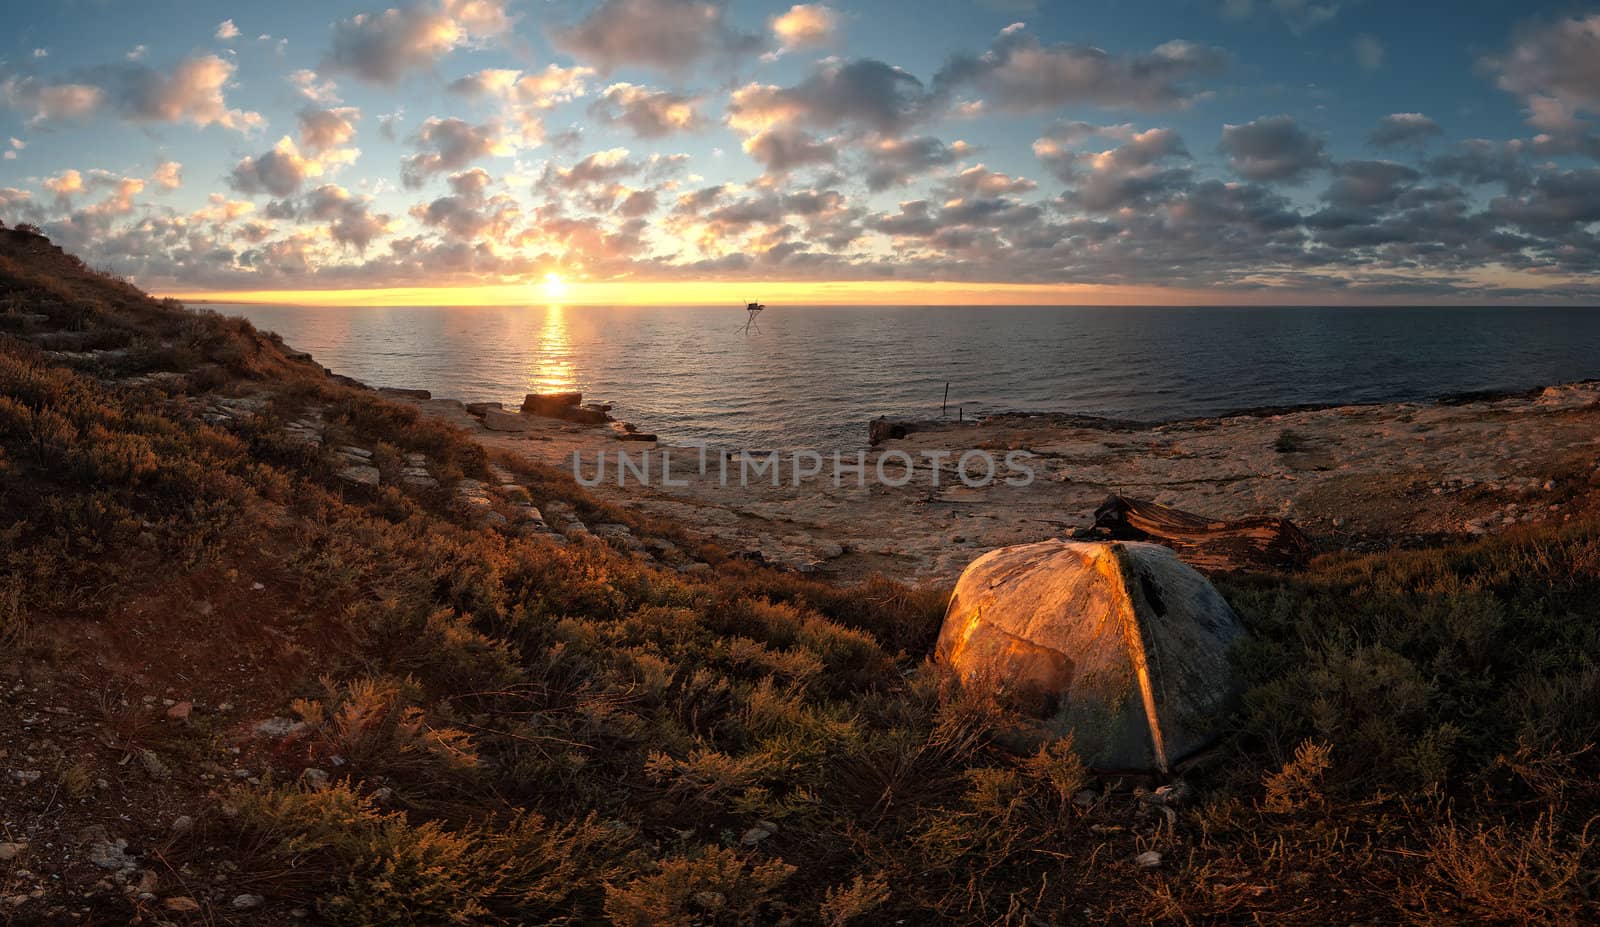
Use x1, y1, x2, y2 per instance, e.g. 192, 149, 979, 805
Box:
380, 380, 1600, 584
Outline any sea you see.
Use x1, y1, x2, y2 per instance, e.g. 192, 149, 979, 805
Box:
221, 303, 1600, 450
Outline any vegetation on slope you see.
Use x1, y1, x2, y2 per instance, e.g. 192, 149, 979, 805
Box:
0, 226, 1596, 925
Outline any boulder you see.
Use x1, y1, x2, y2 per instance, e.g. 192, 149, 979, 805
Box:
522, 391, 611, 424
378, 387, 431, 400
936, 539, 1244, 773
481, 408, 534, 432
868, 417, 917, 445
521, 391, 582, 415
465, 401, 502, 417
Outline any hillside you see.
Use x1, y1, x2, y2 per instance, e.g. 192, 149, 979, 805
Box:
0, 226, 1596, 925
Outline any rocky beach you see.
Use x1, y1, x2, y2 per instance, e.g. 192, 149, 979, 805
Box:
382, 379, 1600, 583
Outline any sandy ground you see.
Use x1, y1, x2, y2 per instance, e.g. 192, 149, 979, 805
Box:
394, 383, 1600, 585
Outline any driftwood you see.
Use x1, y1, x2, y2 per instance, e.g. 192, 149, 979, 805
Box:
1087, 495, 1311, 574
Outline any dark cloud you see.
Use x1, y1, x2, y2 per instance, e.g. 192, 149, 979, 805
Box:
1323, 160, 1421, 208
401, 118, 508, 187
729, 59, 936, 137
934, 24, 1227, 112
1219, 115, 1328, 182
1369, 113, 1442, 149
550, 0, 763, 75
863, 136, 968, 191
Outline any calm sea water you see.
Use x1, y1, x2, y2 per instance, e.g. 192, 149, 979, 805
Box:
221, 304, 1600, 449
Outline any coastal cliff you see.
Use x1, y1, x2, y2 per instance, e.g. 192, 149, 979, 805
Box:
2, 229, 1597, 924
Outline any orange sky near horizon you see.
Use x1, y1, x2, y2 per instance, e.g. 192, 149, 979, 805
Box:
159, 278, 1449, 308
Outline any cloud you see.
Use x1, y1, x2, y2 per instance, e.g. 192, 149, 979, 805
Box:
1038, 127, 1193, 212
1353, 34, 1383, 72
1323, 160, 1421, 208
939, 164, 1037, 197
589, 83, 703, 137
152, 160, 183, 191
1219, 115, 1328, 182
230, 136, 356, 197
771, 4, 839, 50
298, 105, 361, 153
3, 55, 262, 131
862, 136, 969, 191
324, 0, 513, 85
1370, 112, 1442, 148
402, 117, 512, 186
1220, 0, 1342, 33
741, 127, 839, 174
934, 24, 1227, 112
1, 77, 105, 124
304, 184, 394, 249
43, 169, 85, 203
546, 148, 642, 189
448, 65, 594, 145
1482, 15, 1600, 133
551, 0, 763, 75
729, 59, 935, 136
216, 20, 241, 41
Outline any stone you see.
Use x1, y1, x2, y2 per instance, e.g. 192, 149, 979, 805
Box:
170, 816, 194, 835
302, 768, 330, 789
868, 417, 917, 445
482, 408, 535, 432
337, 464, 380, 487
0, 843, 25, 862
1134, 850, 1162, 869
935, 539, 1245, 773
166, 700, 192, 720
740, 821, 778, 846
164, 896, 202, 913
378, 387, 431, 400
255, 717, 307, 738
87, 839, 135, 871
465, 401, 503, 417
337, 445, 373, 460
232, 893, 265, 909
521, 390, 582, 414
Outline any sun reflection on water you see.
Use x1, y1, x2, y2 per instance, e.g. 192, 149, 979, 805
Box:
528, 303, 576, 393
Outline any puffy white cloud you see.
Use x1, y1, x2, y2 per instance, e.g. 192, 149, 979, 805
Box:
43, 169, 85, 202
934, 24, 1227, 112
324, 0, 513, 85
1219, 115, 1328, 182
551, 0, 763, 74
216, 19, 241, 41
152, 160, 183, 191
230, 136, 357, 197
447, 65, 595, 145
772, 4, 839, 50
298, 105, 361, 153
740, 127, 838, 174
589, 83, 703, 137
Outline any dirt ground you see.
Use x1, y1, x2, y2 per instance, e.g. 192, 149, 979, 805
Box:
398, 381, 1600, 585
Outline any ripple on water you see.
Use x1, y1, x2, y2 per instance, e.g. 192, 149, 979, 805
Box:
227, 303, 1600, 449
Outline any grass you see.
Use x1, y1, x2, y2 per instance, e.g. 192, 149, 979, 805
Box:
2, 227, 1597, 924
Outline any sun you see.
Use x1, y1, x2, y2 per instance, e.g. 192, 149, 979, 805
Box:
542, 271, 566, 300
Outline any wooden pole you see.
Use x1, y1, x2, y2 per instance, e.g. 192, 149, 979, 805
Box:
942, 382, 949, 417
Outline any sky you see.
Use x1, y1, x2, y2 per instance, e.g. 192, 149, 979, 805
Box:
1, 0, 1599, 305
